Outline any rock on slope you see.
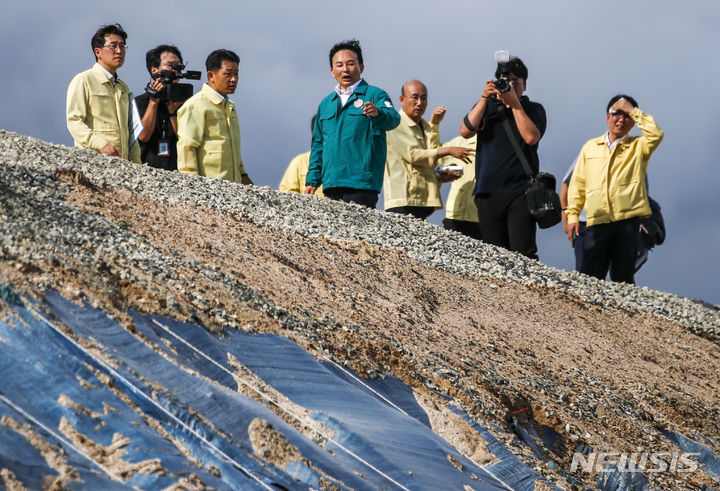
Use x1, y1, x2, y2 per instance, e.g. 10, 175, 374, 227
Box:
0, 130, 718, 490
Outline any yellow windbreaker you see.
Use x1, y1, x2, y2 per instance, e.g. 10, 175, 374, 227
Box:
66, 64, 140, 163
279, 151, 323, 196
383, 110, 442, 210
443, 135, 478, 223
177, 84, 247, 183
567, 107, 663, 226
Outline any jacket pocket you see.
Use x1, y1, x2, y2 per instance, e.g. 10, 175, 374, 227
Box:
614, 179, 642, 214
204, 114, 223, 137
317, 109, 335, 136
87, 93, 118, 131
199, 141, 224, 175
585, 189, 606, 220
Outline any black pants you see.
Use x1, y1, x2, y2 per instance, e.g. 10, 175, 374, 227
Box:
324, 187, 379, 209
580, 217, 640, 284
572, 221, 587, 271
387, 206, 435, 220
443, 218, 483, 240
474, 192, 537, 259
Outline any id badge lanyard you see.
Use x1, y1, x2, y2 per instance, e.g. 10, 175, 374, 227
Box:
158, 116, 170, 157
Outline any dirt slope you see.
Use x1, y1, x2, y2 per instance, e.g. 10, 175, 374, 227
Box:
0, 132, 718, 489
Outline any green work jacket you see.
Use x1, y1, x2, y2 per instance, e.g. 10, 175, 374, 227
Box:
307, 80, 399, 193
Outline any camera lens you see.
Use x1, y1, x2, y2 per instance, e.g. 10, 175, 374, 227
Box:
495, 78, 511, 93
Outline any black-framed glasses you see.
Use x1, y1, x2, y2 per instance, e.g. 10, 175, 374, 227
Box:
102, 43, 127, 52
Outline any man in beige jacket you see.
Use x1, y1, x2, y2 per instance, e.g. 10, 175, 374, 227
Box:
442, 135, 481, 240
279, 117, 323, 196
66, 23, 140, 163
176, 49, 252, 185
383, 80, 472, 220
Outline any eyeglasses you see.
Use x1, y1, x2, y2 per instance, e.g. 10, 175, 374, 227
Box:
609, 110, 631, 120
102, 43, 127, 52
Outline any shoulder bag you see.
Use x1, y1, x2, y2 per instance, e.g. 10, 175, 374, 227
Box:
501, 115, 562, 229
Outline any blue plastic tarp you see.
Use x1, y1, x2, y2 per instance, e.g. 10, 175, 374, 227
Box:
0, 287, 590, 489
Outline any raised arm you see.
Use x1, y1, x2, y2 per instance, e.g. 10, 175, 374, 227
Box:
460, 80, 495, 138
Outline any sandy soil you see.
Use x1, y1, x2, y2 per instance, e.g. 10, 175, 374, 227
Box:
1, 175, 718, 490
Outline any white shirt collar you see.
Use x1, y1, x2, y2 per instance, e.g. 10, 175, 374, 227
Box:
606, 132, 623, 149
97, 63, 119, 85
206, 84, 229, 104
335, 79, 363, 106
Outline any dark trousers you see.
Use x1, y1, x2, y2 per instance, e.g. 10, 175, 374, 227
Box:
443, 218, 483, 240
474, 192, 537, 259
387, 206, 435, 220
572, 221, 587, 271
324, 187, 379, 209
580, 217, 640, 284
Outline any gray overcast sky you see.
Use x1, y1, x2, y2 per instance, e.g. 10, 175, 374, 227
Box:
2, 0, 719, 304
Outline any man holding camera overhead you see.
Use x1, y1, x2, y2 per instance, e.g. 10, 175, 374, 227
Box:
135, 45, 190, 170
460, 52, 546, 259
177, 49, 253, 185
66, 23, 141, 163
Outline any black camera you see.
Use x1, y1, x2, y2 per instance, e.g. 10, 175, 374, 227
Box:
493, 50, 512, 93
149, 62, 201, 103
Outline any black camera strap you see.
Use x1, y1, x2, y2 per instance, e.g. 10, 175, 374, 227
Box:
500, 111, 535, 179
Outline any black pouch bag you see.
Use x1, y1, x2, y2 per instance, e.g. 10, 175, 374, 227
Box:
526, 172, 562, 229
640, 197, 666, 248
501, 117, 562, 229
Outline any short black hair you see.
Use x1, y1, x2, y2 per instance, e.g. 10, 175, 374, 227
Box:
329, 39, 363, 67
495, 56, 529, 82
206, 49, 240, 72
145, 44, 183, 74
91, 23, 127, 61
606, 94, 638, 112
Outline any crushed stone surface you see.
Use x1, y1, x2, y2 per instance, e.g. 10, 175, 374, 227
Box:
1, 129, 719, 489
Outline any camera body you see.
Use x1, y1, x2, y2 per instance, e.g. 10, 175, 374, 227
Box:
152, 62, 201, 103
493, 50, 512, 93
494, 77, 511, 94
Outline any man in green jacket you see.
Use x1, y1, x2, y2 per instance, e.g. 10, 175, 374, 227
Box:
304, 40, 400, 208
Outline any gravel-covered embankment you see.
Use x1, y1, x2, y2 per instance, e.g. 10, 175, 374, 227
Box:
1, 130, 716, 340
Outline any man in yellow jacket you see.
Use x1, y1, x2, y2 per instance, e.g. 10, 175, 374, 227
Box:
279, 151, 324, 197
177, 49, 252, 185
279, 117, 323, 196
66, 23, 140, 163
442, 135, 481, 240
383, 80, 473, 220
566, 94, 663, 284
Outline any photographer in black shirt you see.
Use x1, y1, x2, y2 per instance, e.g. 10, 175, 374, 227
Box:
460, 53, 546, 259
135, 45, 185, 170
